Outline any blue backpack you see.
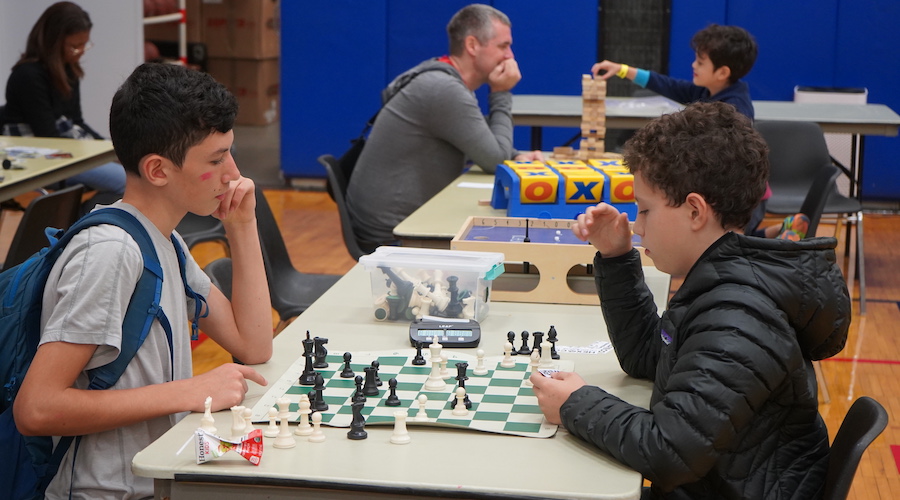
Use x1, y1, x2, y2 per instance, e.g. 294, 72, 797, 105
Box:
0, 207, 205, 500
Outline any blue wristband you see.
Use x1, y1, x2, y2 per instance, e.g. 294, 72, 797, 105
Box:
634, 69, 650, 88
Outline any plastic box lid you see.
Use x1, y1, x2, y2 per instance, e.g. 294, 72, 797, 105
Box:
359, 246, 505, 280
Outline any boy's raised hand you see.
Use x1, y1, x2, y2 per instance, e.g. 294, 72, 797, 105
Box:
573, 203, 633, 258
189, 363, 268, 412
213, 176, 257, 223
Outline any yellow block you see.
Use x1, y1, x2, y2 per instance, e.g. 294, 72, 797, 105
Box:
588, 158, 627, 171
607, 171, 635, 203
560, 168, 605, 204
511, 163, 558, 204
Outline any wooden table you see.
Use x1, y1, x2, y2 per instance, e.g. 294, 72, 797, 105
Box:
133, 265, 666, 500
0, 137, 116, 201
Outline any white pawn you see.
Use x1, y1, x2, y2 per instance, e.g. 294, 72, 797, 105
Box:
500, 342, 516, 368
242, 407, 254, 433
308, 411, 326, 443
200, 396, 217, 434
390, 410, 411, 445
294, 394, 313, 436
525, 351, 540, 387
273, 399, 296, 448
473, 349, 488, 376
540, 340, 553, 368
264, 406, 279, 438
440, 358, 449, 378
414, 394, 429, 421
451, 387, 469, 416
230, 405, 246, 438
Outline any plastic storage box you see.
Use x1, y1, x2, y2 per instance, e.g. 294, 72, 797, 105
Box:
358, 247, 505, 323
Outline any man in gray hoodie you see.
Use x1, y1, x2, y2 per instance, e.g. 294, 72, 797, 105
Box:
347, 3, 543, 248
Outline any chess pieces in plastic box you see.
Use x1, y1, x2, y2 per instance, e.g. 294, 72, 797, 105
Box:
359, 247, 504, 323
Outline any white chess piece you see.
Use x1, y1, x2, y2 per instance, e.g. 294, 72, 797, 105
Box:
414, 394, 429, 421
440, 358, 449, 378
473, 349, 488, 376
424, 357, 446, 391
308, 411, 326, 443
294, 394, 313, 436
461, 297, 475, 319
540, 340, 553, 368
264, 406, 279, 438
525, 351, 540, 387
230, 405, 246, 438
451, 387, 469, 416
500, 342, 516, 368
242, 407, 253, 433
390, 410, 411, 444
273, 398, 296, 448
200, 396, 217, 434
429, 339, 443, 364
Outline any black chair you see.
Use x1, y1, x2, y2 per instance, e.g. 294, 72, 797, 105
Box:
317, 154, 377, 261
755, 120, 866, 314
255, 189, 341, 332
176, 213, 229, 255
823, 396, 888, 500
204, 257, 233, 300
3, 184, 85, 269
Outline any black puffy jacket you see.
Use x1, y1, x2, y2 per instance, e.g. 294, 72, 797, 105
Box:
561, 232, 851, 500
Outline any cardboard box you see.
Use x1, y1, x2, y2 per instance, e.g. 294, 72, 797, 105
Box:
144, 0, 203, 43
206, 58, 279, 126
359, 247, 505, 323
201, 0, 279, 59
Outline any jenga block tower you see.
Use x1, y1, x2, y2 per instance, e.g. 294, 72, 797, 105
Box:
579, 75, 608, 161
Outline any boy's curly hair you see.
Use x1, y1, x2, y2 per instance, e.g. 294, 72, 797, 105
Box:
623, 101, 768, 230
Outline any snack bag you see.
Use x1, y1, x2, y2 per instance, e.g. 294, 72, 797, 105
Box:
195, 428, 263, 465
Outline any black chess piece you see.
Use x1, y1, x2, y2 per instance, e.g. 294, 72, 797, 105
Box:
517, 331, 531, 355
443, 275, 463, 318
385, 378, 401, 406
313, 373, 328, 411
412, 341, 426, 365
347, 400, 368, 440
371, 360, 382, 386
507, 331, 518, 355
362, 366, 380, 396
451, 362, 472, 409
313, 337, 329, 368
548, 325, 560, 360
340, 352, 355, 378
298, 335, 318, 385
353, 375, 366, 403
532, 331, 544, 356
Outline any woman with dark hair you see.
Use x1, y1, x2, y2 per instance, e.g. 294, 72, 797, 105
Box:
1, 1, 126, 198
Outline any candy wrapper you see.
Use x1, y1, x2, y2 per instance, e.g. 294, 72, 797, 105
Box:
194, 428, 263, 465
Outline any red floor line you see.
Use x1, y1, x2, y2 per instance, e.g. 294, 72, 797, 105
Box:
825, 357, 900, 365
892, 445, 900, 475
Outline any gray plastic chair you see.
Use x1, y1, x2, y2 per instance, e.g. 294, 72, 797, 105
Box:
317, 154, 377, 261
823, 396, 888, 500
3, 184, 85, 269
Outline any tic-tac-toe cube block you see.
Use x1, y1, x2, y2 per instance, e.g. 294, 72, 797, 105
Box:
588, 158, 627, 171
559, 167, 605, 204
606, 171, 635, 203
516, 167, 559, 204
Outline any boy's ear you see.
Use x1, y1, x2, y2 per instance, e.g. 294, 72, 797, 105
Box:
684, 192, 713, 230
715, 64, 732, 83
140, 154, 170, 187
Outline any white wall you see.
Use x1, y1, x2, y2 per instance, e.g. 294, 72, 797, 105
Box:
0, 0, 144, 138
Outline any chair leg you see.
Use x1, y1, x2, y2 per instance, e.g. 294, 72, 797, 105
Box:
813, 360, 831, 405
856, 211, 866, 316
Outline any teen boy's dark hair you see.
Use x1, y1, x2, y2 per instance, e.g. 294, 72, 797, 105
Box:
109, 63, 238, 175
691, 24, 758, 82
623, 101, 768, 230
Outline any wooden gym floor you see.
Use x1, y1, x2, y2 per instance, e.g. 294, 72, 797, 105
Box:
2, 188, 897, 499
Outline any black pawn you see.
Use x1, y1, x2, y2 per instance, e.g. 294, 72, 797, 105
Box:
340, 352, 355, 378
353, 375, 366, 403
451, 362, 472, 409
362, 366, 380, 396
371, 360, 382, 386
412, 341, 426, 365
532, 331, 544, 356
385, 378, 401, 406
548, 325, 560, 360
313, 336, 329, 368
347, 400, 368, 440
313, 373, 328, 411
517, 331, 531, 355
507, 331, 518, 355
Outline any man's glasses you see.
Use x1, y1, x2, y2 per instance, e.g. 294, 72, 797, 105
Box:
69, 41, 94, 56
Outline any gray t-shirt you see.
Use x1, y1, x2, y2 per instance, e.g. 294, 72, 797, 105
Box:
347, 58, 517, 245
40, 202, 210, 500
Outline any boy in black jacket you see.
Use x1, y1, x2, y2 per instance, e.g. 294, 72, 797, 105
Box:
532, 102, 850, 499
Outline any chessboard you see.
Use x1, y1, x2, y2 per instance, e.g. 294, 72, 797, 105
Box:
249, 349, 573, 438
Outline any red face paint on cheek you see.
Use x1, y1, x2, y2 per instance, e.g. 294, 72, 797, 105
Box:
199, 172, 213, 181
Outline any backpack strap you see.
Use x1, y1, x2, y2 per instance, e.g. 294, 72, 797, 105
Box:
171, 235, 208, 341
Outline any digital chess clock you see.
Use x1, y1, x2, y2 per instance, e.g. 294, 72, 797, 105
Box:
409, 318, 481, 348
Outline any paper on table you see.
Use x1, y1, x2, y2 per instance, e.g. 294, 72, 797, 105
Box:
5, 146, 60, 156
456, 182, 494, 189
